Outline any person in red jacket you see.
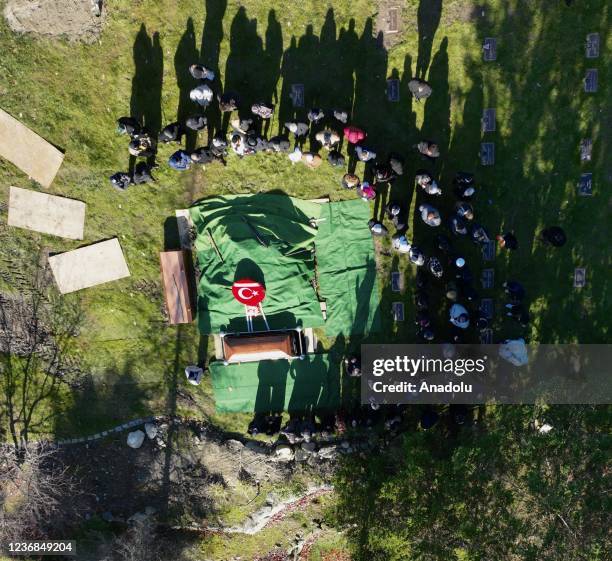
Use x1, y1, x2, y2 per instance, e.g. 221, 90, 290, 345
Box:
343, 125, 366, 144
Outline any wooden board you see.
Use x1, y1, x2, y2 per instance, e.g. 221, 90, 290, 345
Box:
8, 186, 85, 240
49, 238, 130, 294
160, 250, 193, 324
0, 108, 64, 188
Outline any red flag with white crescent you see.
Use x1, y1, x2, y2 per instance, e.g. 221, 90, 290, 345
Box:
232, 279, 266, 305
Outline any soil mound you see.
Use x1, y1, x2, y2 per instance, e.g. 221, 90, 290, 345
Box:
4, 0, 104, 43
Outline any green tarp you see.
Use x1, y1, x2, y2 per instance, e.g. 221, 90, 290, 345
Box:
315, 199, 381, 336
210, 354, 341, 413
189, 194, 325, 334
189, 195, 380, 338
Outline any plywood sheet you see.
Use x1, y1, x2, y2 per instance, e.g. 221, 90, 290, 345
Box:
160, 250, 193, 324
0, 108, 64, 187
49, 238, 130, 294
8, 186, 85, 239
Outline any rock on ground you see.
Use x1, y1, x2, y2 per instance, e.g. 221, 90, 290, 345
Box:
127, 430, 145, 449
144, 422, 157, 439
4, 0, 105, 44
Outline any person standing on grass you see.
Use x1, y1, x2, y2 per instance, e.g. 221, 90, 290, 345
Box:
355, 145, 377, 162
368, 219, 388, 237
189, 64, 215, 81
497, 231, 518, 250
419, 204, 441, 227
285, 121, 309, 137
455, 201, 474, 220
307, 108, 325, 124
218, 91, 239, 112
315, 129, 341, 150
186, 115, 207, 131
251, 102, 274, 119
503, 281, 525, 302
158, 122, 182, 143
327, 150, 345, 167
342, 173, 360, 189
416, 170, 442, 195
116, 116, 141, 137
357, 182, 376, 201
417, 140, 440, 161
190, 83, 213, 107
168, 150, 192, 171
540, 226, 567, 247
343, 125, 366, 144
109, 172, 131, 191
132, 162, 155, 184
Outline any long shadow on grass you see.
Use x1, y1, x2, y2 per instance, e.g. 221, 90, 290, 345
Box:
200, 0, 227, 139
416, 0, 443, 79
130, 25, 163, 171
175, 18, 200, 153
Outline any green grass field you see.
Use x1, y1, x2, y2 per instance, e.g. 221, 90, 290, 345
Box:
0, 0, 609, 442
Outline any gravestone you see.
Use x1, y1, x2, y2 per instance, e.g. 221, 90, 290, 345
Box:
584, 69, 598, 93
479, 298, 494, 320
392, 302, 404, 321
573, 268, 586, 288
480, 142, 495, 165
580, 139, 593, 162
482, 240, 495, 261
291, 84, 304, 108
483, 38, 497, 61
482, 108, 496, 132
387, 79, 400, 102
578, 173, 593, 196
586, 33, 600, 58
481, 268, 495, 289
388, 8, 399, 33
391, 271, 401, 292
479, 328, 493, 344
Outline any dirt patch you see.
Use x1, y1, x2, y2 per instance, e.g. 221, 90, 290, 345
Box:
3, 0, 105, 44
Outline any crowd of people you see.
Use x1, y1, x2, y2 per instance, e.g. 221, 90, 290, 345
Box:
110, 61, 570, 435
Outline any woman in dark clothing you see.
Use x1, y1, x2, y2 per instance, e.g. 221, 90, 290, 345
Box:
186, 115, 207, 131
540, 226, 567, 247
503, 281, 525, 302
497, 232, 518, 250
159, 122, 182, 143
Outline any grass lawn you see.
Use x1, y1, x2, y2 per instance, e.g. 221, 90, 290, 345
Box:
0, 0, 609, 442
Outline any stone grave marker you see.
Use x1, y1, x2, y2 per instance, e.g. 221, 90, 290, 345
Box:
391, 271, 401, 292
483, 38, 497, 61
481, 142, 495, 165
387, 79, 400, 102
388, 8, 399, 33
481, 268, 495, 289
482, 108, 496, 132
479, 298, 494, 320
392, 302, 404, 322
479, 328, 493, 344
584, 69, 598, 92
580, 139, 593, 162
291, 84, 304, 108
482, 240, 496, 261
573, 268, 586, 288
578, 173, 593, 196
586, 33, 600, 58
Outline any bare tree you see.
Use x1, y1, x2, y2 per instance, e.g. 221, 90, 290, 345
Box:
0, 266, 82, 449
0, 443, 79, 541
